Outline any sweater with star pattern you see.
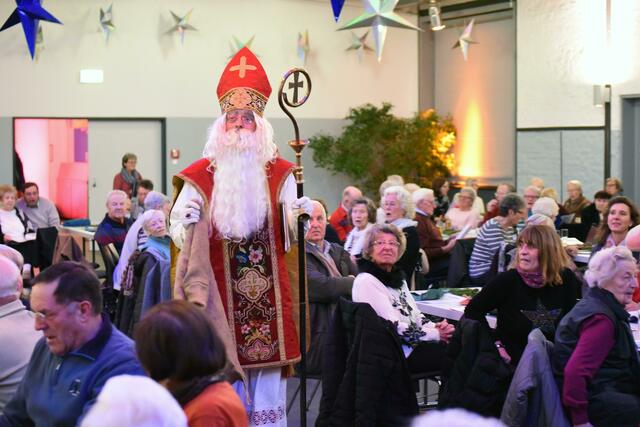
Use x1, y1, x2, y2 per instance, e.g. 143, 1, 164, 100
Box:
464, 268, 580, 365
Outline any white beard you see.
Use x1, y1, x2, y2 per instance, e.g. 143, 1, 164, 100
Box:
203, 114, 278, 241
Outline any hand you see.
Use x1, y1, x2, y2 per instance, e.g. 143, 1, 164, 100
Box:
459, 296, 471, 306
436, 320, 455, 343
293, 196, 313, 216
625, 301, 640, 311
3, 235, 11, 243
565, 245, 579, 257
177, 199, 201, 226
497, 345, 511, 364
444, 237, 457, 252
487, 199, 498, 211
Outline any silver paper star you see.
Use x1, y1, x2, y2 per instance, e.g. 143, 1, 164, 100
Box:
338, 0, 421, 62
166, 9, 197, 45
297, 30, 310, 65
346, 31, 373, 62
99, 4, 115, 43
34, 24, 43, 60
452, 19, 477, 61
228, 35, 255, 58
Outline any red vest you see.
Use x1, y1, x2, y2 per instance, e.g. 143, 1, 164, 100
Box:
176, 157, 301, 368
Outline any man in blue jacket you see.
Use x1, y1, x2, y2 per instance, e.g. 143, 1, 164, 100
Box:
0, 261, 144, 427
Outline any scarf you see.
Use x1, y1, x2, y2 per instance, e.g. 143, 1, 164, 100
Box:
307, 241, 342, 278
516, 265, 545, 288
120, 167, 139, 197
141, 235, 171, 259
357, 258, 406, 289
170, 374, 225, 407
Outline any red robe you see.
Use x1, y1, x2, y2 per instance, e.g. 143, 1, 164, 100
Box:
175, 158, 301, 369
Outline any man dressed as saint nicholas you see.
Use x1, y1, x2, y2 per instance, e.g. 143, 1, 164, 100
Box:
170, 46, 311, 427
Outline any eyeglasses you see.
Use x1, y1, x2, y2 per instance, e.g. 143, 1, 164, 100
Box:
226, 111, 255, 126
373, 240, 400, 248
33, 301, 78, 323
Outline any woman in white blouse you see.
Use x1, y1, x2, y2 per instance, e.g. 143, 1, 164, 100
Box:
0, 185, 35, 244
343, 197, 376, 259
352, 223, 455, 373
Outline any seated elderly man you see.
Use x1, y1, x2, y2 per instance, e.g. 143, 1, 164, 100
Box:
563, 180, 590, 224
0, 256, 40, 411
306, 200, 357, 375
329, 186, 363, 243
468, 194, 526, 286
522, 185, 541, 217
483, 183, 515, 224
130, 179, 154, 220
413, 188, 456, 282
95, 190, 134, 254
0, 261, 144, 427
16, 182, 60, 229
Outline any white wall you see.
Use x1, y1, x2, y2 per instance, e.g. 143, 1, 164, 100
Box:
0, 0, 419, 119
517, 0, 640, 130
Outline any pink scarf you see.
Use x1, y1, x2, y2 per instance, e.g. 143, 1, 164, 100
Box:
516, 266, 545, 288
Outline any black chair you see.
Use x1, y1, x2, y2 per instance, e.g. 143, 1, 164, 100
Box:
98, 243, 120, 320
446, 238, 476, 288
36, 226, 58, 269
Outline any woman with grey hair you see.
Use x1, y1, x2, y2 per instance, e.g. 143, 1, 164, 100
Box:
446, 187, 480, 231
113, 192, 172, 290
531, 197, 559, 222
381, 186, 421, 281
352, 223, 454, 373
552, 246, 640, 427
344, 197, 377, 258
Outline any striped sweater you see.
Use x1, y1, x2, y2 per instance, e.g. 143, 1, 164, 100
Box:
468, 218, 517, 278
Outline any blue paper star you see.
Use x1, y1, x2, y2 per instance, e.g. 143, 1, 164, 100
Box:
0, 0, 62, 59
331, 0, 346, 22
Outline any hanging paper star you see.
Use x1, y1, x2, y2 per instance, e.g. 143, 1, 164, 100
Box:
452, 19, 477, 61
331, 0, 346, 22
0, 0, 62, 59
338, 0, 421, 62
166, 9, 197, 45
34, 23, 43, 60
297, 30, 310, 65
346, 31, 373, 62
99, 4, 115, 44
228, 35, 255, 58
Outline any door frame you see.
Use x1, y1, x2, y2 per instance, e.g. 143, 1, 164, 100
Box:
12, 117, 167, 195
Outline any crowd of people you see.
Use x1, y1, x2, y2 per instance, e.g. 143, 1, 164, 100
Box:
1, 46, 639, 427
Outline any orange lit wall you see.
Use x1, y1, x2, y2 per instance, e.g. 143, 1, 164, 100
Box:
433, 17, 514, 183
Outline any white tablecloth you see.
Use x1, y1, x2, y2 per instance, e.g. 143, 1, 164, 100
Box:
415, 291, 497, 328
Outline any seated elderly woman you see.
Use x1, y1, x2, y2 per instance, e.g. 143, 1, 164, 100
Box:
381, 186, 421, 282
465, 225, 580, 366
115, 210, 172, 336
343, 197, 376, 258
592, 196, 639, 254
135, 300, 247, 427
552, 246, 640, 427
0, 185, 37, 267
562, 180, 590, 224
531, 197, 559, 224
113, 191, 172, 289
446, 187, 480, 231
352, 224, 454, 374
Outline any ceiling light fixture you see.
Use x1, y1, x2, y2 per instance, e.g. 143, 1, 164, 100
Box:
428, 1, 446, 31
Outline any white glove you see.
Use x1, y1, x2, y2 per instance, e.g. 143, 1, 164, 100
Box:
177, 200, 201, 226
293, 196, 313, 216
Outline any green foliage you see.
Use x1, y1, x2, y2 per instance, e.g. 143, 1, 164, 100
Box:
309, 103, 456, 195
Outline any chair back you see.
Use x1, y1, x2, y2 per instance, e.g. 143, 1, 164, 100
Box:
99, 243, 119, 287
500, 328, 570, 427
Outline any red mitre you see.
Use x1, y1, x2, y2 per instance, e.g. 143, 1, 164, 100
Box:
216, 47, 271, 116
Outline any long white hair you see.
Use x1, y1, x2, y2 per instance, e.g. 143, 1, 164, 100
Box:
202, 112, 278, 241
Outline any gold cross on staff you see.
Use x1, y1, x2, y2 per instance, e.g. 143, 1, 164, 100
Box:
229, 56, 257, 78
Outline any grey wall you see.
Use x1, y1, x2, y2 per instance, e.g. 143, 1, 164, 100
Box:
516, 129, 604, 200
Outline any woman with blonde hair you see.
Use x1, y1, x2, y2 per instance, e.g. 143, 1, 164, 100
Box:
465, 225, 580, 365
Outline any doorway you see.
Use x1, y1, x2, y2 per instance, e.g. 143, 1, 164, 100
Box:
13, 118, 165, 224
621, 97, 640, 203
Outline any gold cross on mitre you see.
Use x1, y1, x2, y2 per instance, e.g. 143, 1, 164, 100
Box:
229, 56, 257, 78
